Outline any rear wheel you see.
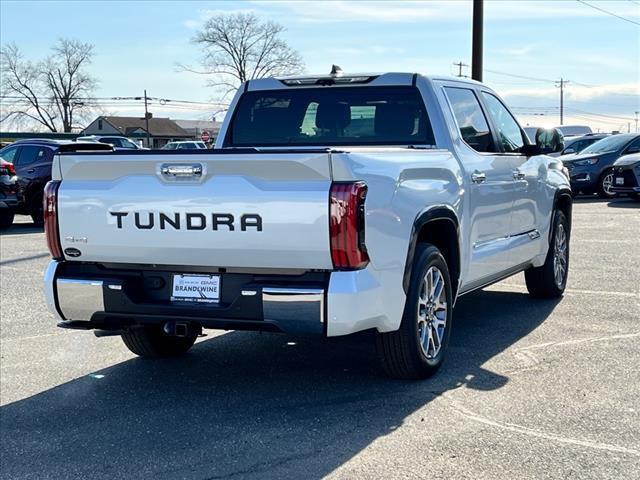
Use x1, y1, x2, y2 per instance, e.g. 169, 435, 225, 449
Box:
376, 244, 453, 379
30, 192, 44, 227
0, 210, 14, 230
121, 325, 197, 358
597, 170, 617, 199
525, 210, 570, 298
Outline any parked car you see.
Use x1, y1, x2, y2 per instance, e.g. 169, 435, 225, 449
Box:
0, 139, 61, 225
611, 153, 640, 201
161, 141, 207, 150
43, 71, 571, 380
560, 133, 609, 155
0, 139, 108, 226
76, 135, 143, 150
0, 157, 21, 230
562, 133, 640, 197
556, 125, 592, 137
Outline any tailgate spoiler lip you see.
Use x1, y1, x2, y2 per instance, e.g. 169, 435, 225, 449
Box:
58, 147, 346, 156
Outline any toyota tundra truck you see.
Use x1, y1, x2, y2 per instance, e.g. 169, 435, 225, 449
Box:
43, 71, 572, 379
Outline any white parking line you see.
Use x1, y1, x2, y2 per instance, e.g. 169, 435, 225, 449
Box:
444, 396, 640, 457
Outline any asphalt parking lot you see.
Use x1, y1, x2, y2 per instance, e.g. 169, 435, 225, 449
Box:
0, 198, 638, 479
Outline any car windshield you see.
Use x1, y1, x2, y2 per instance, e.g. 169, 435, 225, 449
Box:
580, 134, 637, 154
227, 86, 435, 147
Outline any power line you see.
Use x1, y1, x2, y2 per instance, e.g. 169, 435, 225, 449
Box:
484, 69, 555, 84
576, 0, 640, 26
566, 107, 635, 121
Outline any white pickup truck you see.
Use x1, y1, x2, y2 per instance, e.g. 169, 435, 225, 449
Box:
44, 72, 572, 379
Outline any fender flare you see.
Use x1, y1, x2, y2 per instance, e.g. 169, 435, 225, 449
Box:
551, 188, 573, 241
402, 205, 460, 294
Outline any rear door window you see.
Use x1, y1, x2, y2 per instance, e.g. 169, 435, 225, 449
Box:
444, 87, 494, 153
227, 86, 434, 147
15, 146, 46, 166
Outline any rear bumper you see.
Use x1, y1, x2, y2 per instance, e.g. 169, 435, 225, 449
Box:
45, 261, 326, 335
45, 260, 403, 337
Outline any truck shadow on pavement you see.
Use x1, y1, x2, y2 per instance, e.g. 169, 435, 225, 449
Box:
1, 290, 559, 479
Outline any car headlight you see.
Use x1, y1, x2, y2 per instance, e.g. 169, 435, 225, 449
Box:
573, 158, 599, 166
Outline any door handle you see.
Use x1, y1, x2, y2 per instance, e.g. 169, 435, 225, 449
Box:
471, 171, 486, 184
512, 169, 526, 180
26, 168, 35, 174
160, 163, 203, 178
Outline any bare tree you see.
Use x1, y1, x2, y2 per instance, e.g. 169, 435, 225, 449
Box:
186, 13, 304, 99
0, 39, 97, 132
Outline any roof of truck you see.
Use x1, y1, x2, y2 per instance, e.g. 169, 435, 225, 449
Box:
248, 71, 485, 91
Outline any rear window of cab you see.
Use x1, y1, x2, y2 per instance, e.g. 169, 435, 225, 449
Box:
226, 86, 435, 147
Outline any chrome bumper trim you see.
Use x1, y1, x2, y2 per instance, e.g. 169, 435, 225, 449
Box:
262, 287, 325, 335
44, 260, 63, 321
56, 278, 105, 321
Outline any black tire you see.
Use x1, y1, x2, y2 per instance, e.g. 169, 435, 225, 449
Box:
525, 210, 570, 298
30, 191, 44, 227
0, 210, 14, 230
121, 325, 197, 358
375, 244, 453, 380
597, 169, 617, 199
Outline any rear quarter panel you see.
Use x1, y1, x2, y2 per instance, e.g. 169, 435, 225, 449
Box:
327, 148, 463, 335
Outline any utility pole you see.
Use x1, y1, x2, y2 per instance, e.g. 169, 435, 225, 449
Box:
635, 111, 639, 133
453, 61, 469, 78
144, 89, 151, 148
471, 0, 483, 81
555, 78, 569, 125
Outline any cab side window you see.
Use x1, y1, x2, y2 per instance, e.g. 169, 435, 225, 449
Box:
444, 87, 494, 153
481, 92, 525, 153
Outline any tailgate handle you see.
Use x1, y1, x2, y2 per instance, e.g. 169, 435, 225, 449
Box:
161, 164, 203, 178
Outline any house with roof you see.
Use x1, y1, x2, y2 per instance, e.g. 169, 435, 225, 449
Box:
81, 115, 192, 148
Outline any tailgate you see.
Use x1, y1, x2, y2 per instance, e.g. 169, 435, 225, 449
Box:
56, 151, 334, 269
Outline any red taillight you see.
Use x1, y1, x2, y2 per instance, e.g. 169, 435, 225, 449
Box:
2, 162, 16, 176
330, 182, 369, 270
44, 180, 63, 260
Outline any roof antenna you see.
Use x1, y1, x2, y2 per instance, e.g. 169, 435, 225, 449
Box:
330, 65, 343, 77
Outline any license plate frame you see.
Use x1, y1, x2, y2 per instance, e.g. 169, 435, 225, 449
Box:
171, 274, 220, 303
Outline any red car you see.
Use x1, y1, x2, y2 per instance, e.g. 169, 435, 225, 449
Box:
0, 157, 22, 230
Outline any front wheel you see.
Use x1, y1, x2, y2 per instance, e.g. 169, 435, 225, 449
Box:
121, 325, 197, 358
376, 244, 453, 379
597, 170, 617, 199
525, 210, 570, 298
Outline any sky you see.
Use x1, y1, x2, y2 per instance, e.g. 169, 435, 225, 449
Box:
1, 0, 639, 132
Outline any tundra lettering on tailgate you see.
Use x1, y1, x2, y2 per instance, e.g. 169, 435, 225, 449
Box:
109, 211, 263, 231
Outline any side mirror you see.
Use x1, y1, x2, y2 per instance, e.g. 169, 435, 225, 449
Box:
562, 147, 575, 155
535, 127, 564, 154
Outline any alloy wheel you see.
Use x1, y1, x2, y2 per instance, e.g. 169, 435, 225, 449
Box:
601, 172, 615, 196
417, 266, 448, 359
553, 223, 568, 288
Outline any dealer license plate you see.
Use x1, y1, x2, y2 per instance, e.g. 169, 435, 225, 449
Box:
615, 177, 625, 185
171, 274, 220, 303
